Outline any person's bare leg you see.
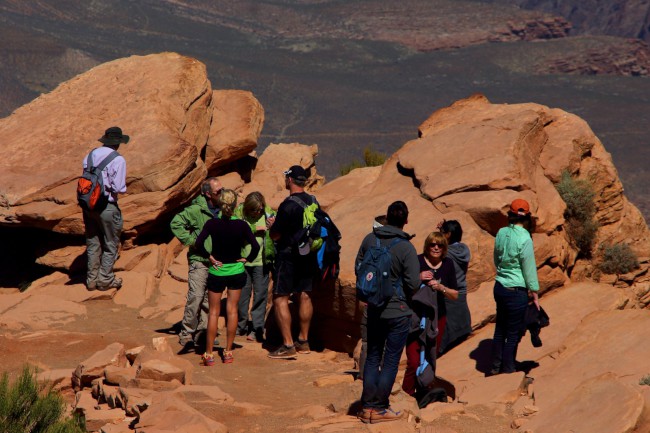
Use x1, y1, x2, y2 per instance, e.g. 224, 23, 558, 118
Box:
298, 291, 313, 342
205, 290, 222, 356
225, 288, 242, 351
273, 294, 293, 346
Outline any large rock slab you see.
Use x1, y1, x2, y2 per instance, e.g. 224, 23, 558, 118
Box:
73, 342, 127, 388
0, 52, 212, 238
134, 392, 227, 433
437, 282, 626, 388
0, 293, 87, 330
205, 90, 264, 170
525, 372, 644, 433
241, 143, 323, 209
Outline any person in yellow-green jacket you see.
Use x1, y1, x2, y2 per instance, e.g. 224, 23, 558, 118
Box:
234, 191, 276, 343
489, 199, 541, 376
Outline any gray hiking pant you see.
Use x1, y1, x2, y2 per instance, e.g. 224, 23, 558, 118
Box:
84, 203, 122, 287
179, 261, 209, 344
237, 265, 270, 335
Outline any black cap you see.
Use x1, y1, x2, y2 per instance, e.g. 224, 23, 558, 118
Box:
284, 165, 308, 182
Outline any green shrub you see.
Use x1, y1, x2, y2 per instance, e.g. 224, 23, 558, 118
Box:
339, 147, 387, 176
339, 160, 364, 176
363, 147, 387, 167
598, 243, 639, 275
0, 366, 84, 433
556, 171, 599, 258
640, 374, 650, 386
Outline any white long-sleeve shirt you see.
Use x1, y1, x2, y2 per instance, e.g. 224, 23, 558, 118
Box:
82, 146, 127, 203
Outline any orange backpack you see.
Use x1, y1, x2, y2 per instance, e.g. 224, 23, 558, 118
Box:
77, 150, 119, 211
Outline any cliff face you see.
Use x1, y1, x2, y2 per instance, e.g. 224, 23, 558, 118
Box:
486, 0, 650, 41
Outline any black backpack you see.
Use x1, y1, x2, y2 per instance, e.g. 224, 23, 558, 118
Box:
77, 150, 119, 211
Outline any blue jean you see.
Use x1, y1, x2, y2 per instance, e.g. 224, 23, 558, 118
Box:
361, 311, 410, 409
490, 281, 529, 373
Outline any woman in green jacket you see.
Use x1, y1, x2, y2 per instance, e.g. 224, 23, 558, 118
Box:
235, 192, 276, 342
490, 199, 540, 375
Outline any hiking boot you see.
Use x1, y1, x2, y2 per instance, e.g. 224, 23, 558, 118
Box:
96, 277, 122, 291
357, 408, 374, 424
370, 407, 403, 424
201, 353, 215, 367
295, 339, 311, 354
178, 335, 194, 348
223, 350, 234, 364
267, 345, 297, 359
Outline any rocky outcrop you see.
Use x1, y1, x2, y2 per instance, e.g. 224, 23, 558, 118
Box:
543, 38, 650, 76
309, 93, 650, 351
0, 53, 265, 245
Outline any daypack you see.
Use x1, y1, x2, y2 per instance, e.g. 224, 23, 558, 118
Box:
356, 237, 404, 307
288, 195, 342, 281
77, 150, 119, 211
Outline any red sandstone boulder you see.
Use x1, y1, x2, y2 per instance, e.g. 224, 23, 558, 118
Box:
205, 90, 264, 171
0, 52, 211, 240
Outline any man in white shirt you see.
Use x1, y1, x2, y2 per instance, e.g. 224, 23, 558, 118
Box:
82, 127, 128, 291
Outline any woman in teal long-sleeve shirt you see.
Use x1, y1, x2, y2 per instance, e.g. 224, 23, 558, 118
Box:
489, 199, 540, 375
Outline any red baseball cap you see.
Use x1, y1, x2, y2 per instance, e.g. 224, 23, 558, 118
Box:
510, 198, 531, 216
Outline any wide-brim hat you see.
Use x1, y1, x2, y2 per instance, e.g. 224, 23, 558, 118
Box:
99, 126, 130, 145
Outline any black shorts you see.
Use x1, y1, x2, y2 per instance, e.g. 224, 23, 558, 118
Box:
207, 272, 247, 293
273, 254, 317, 296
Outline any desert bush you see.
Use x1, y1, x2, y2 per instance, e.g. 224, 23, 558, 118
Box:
640, 374, 650, 386
556, 171, 598, 257
598, 243, 639, 275
339, 147, 387, 176
0, 366, 84, 433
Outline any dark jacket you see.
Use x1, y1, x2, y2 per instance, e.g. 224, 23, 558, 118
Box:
446, 242, 470, 295
355, 225, 420, 319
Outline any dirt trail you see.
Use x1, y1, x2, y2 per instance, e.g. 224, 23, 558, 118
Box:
0, 299, 513, 433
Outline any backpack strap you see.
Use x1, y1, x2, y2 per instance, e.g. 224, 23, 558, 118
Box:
288, 195, 307, 209
86, 149, 120, 173
288, 194, 316, 208
95, 150, 120, 173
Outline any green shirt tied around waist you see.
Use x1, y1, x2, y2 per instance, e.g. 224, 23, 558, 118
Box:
209, 262, 245, 277
493, 224, 540, 292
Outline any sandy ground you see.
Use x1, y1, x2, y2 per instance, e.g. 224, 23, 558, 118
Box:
0, 299, 516, 433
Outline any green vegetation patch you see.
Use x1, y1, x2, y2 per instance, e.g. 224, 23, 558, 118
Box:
0, 366, 84, 433
339, 147, 387, 176
556, 171, 599, 258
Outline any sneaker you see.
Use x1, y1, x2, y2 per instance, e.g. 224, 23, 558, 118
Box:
246, 334, 255, 342
295, 339, 310, 354
223, 350, 234, 364
201, 353, 215, 367
267, 345, 297, 359
96, 277, 123, 291
86, 280, 97, 290
370, 407, 403, 424
357, 408, 374, 424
